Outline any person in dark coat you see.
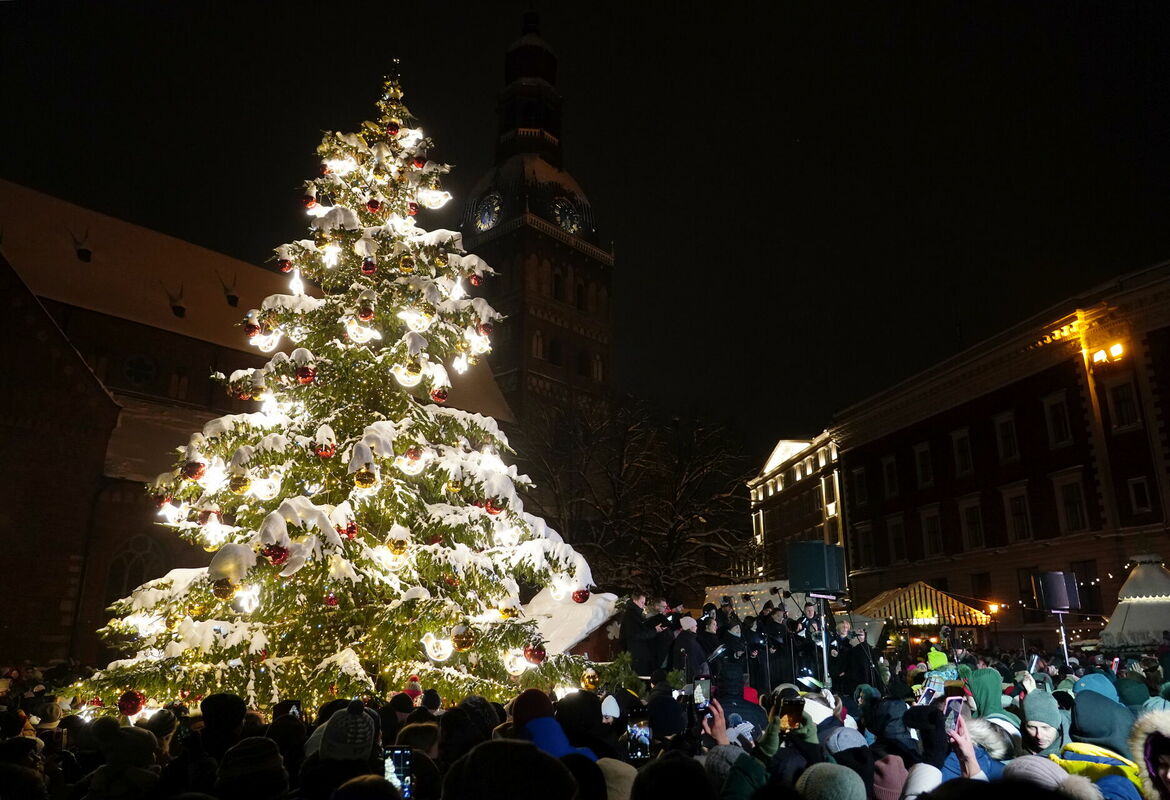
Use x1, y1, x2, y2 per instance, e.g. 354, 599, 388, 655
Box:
645, 670, 686, 738
620, 591, 662, 677
670, 616, 708, 681
696, 615, 722, 677
842, 628, 884, 694
757, 601, 792, 691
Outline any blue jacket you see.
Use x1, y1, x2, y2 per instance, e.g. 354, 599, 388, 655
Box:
522, 716, 598, 761
940, 746, 1004, 782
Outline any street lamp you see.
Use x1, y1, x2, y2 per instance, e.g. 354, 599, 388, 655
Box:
987, 604, 1000, 649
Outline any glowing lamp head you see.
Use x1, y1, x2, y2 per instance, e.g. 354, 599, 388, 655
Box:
1110, 342, 1124, 359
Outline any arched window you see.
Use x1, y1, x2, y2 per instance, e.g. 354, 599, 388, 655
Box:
105, 535, 167, 606
548, 338, 563, 366
531, 330, 544, 359
592, 355, 605, 382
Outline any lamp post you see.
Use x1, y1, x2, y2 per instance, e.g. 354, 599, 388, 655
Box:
988, 604, 999, 650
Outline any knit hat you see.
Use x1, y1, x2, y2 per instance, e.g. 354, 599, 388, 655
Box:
215, 736, 288, 798
872, 754, 909, 800
1022, 689, 1067, 756
796, 762, 867, 800
91, 715, 158, 769
320, 699, 376, 761
822, 726, 868, 754
927, 649, 949, 670
1003, 754, 1101, 799
601, 695, 620, 719
679, 616, 697, 631
421, 688, 441, 711
403, 675, 423, 700
388, 692, 415, 714
139, 708, 178, 741
703, 744, 743, 790
34, 701, 62, 727
1074, 673, 1119, 703
597, 756, 637, 800
1117, 677, 1151, 710
1071, 689, 1137, 758
512, 688, 555, 732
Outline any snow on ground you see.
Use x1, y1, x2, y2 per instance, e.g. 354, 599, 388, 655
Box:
523, 587, 618, 654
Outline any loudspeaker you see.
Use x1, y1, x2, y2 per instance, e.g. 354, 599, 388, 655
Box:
1032, 571, 1081, 611
787, 541, 847, 594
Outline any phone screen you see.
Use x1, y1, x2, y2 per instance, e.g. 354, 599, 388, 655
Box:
943, 697, 964, 732
288, 700, 303, 719
384, 747, 412, 799
780, 697, 805, 730
1028, 654, 1040, 674
917, 683, 940, 707
693, 677, 711, 710
627, 719, 651, 760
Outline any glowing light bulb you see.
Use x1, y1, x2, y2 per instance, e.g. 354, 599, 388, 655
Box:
250, 476, 281, 500
233, 584, 260, 613
345, 318, 382, 344
289, 269, 305, 296
322, 242, 341, 268
466, 331, 491, 355
549, 582, 569, 601
448, 278, 466, 301
199, 461, 228, 493
452, 354, 469, 374
254, 330, 283, 353
324, 157, 358, 175
159, 502, 186, 524
203, 516, 229, 548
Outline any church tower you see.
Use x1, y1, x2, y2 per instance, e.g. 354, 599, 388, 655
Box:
462, 12, 613, 423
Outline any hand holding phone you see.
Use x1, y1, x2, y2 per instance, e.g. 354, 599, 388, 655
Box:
627, 718, 652, 760
693, 677, 711, 710
779, 697, 805, 730
943, 696, 964, 732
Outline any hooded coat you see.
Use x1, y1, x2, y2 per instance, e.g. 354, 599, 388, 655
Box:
1128, 709, 1170, 800
969, 668, 1012, 723
1022, 689, 1071, 757
1072, 689, 1138, 759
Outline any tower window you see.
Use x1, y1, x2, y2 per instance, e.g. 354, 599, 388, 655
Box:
531, 331, 544, 359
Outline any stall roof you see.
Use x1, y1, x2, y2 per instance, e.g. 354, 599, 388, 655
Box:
854, 581, 991, 627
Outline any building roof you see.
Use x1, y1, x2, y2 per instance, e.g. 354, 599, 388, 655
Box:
0, 179, 514, 422
1102, 556, 1170, 647
853, 581, 991, 627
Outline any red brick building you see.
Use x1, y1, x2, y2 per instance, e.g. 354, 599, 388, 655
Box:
830, 265, 1170, 649
0, 180, 510, 665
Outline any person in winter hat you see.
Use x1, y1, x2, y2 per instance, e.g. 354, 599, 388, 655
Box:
1143, 685, 1170, 717
796, 762, 867, 800
1004, 754, 1103, 799
84, 715, 160, 800
320, 699, 378, 762
1129, 709, 1170, 800
420, 688, 441, 714
872, 754, 910, 800
214, 736, 288, 800
1024, 688, 1072, 757
402, 676, 422, 702
1077, 673, 1122, 703
1072, 690, 1138, 759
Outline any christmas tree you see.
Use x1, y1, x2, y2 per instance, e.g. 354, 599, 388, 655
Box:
78, 77, 600, 713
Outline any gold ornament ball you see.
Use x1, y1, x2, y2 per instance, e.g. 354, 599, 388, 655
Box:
452, 629, 475, 652
467, 355, 480, 366
165, 615, 181, 632
387, 538, 409, 556
405, 361, 422, 378
187, 603, 206, 617
581, 669, 601, 691
202, 542, 220, 553
498, 605, 519, 619
354, 467, 378, 489
212, 578, 238, 600
229, 474, 252, 495
444, 479, 463, 494
454, 339, 469, 352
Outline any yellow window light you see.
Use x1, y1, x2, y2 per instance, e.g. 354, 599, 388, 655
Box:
1109, 343, 1124, 359
1093, 349, 1108, 364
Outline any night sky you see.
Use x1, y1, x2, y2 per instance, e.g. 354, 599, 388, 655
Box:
5, 2, 1170, 461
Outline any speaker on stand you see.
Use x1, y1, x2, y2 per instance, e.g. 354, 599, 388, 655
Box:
786, 541, 847, 688
1032, 571, 1080, 662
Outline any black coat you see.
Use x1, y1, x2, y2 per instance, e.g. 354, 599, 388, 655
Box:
645, 683, 686, 738
843, 641, 884, 693
669, 630, 708, 680
620, 602, 657, 676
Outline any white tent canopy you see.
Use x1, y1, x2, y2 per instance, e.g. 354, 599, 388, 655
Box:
1100, 554, 1170, 649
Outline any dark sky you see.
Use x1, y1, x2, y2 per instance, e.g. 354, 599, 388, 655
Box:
5, 2, 1170, 461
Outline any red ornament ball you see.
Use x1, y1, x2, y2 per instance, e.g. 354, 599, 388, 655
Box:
315, 442, 336, 458
302, 195, 317, 209
181, 461, 207, 481
338, 521, 359, 540
523, 643, 547, 665
477, 322, 494, 336
276, 258, 293, 273
117, 689, 147, 717
243, 322, 262, 338
358, 305, 375, 322
323, 591, 339, 607
444, 574, 461, 588
407, 202, 419, 216
262, 543, 290, 566
484, 498, 504, 516
295, 365, 317, 384
366, 198, 382, 213
468, 273, 483, 287
405, 446, 423, 461
430, 387, 448, 404
361, 257, 377, 275
572, 589, 591, 604
428, 533, 444, 546
412, 156, 427, 169
154, 494, 172, 509
386, 121, 400, 137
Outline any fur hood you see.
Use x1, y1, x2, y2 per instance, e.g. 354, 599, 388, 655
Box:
1128, 709, 1170, 800
967, 716, 1020, 761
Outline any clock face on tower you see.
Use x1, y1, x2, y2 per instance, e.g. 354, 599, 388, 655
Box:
550, 197, 582, 234
474, 192, 502, 231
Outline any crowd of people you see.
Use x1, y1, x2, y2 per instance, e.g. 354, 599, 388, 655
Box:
1, 601, 1169, 800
